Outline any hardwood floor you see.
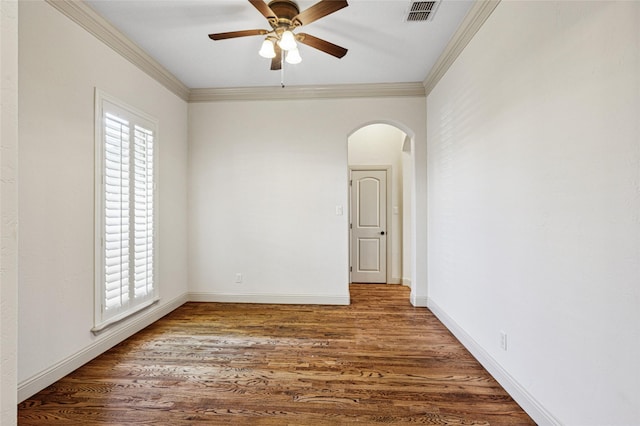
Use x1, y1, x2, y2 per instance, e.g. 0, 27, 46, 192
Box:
18, 284, 535, 425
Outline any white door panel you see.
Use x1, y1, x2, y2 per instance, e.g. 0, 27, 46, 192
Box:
358, 238, 381, 271
351, 170, 387, 283
358, 178, 381, 227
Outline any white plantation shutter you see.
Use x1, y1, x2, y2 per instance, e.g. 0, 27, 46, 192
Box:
94, 91, 158, 332
104, 113, 130, 312
132, 125, 154, 299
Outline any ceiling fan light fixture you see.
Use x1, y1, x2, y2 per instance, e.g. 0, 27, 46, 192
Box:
258, 38, 276, 58
286, 47, 302, 64
278, 30, 297, 51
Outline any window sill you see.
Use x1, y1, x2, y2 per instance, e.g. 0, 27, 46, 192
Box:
91, 296, 160, 335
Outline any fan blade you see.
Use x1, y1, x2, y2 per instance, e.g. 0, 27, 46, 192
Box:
296, 33, 348, 58
271, 45, 282, 70
292, 0, 348, 27
209, 29, 269, 40
249, 0, 278, 25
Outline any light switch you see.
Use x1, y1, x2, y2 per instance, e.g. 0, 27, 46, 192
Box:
335, 205, 343, 216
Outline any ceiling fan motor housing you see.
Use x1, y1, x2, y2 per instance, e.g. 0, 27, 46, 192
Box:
268, 0, 300, 28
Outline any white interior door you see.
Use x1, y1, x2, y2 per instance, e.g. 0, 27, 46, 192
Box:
350, 170, 387, 283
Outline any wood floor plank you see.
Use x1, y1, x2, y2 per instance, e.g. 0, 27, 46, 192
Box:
18, 284, 535, 425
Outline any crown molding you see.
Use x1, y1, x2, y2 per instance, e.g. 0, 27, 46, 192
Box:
47, 0, 491, 102
45, 0, 190, 101
189, 82, 426, 102
423, 0, 501, 95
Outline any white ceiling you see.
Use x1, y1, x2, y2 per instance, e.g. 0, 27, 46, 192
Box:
86, 0, 474, 89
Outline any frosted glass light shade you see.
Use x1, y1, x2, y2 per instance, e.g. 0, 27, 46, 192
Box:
278, 30, 297, 51
258, 39, 276, 58
286, 48, 302, 64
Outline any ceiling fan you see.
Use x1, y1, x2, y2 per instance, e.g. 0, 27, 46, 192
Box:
208, 0, 349, 71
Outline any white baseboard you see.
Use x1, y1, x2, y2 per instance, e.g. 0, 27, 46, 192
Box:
410, 291, 428, 307
189, 292, 350, 305
402, 278, 411, 287
18, 292, 189, 402
427, 298, 561, 426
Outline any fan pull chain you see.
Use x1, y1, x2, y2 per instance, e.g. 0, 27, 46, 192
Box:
281, 53, 285, 88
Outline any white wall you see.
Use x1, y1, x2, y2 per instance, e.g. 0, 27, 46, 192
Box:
1, 0, 19, 424
401, 136, 412, 287
188, 97, 426, 304
18, 0, 189, 398
348, 123, 406, 284
427, 1, 640, 424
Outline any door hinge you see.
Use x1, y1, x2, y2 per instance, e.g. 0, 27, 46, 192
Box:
350, 223, 352, 229
349, 179, 352, 186
350, 266, 352, 272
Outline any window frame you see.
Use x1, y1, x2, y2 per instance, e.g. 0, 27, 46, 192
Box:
93, 89, 159, 333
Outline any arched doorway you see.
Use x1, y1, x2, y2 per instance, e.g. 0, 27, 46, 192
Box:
347, 122, 414, 292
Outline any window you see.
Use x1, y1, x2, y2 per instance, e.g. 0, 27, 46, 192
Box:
93, 90, 158, 332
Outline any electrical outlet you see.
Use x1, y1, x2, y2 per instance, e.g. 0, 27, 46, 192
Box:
235, 273, 243, 283
500, 331, 508, 351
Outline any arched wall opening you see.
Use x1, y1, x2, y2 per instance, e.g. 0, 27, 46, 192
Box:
347, 121, 415, 296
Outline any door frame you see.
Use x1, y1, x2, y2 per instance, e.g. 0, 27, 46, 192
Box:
349, 165, 392, 284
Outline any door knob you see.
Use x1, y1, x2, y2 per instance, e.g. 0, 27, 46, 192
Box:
380, 231, 385, 235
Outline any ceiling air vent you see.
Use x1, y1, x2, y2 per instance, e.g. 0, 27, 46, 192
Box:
405, 1, 440, 22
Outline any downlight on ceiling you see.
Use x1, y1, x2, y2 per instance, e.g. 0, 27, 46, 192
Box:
405, 1, 441, 22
